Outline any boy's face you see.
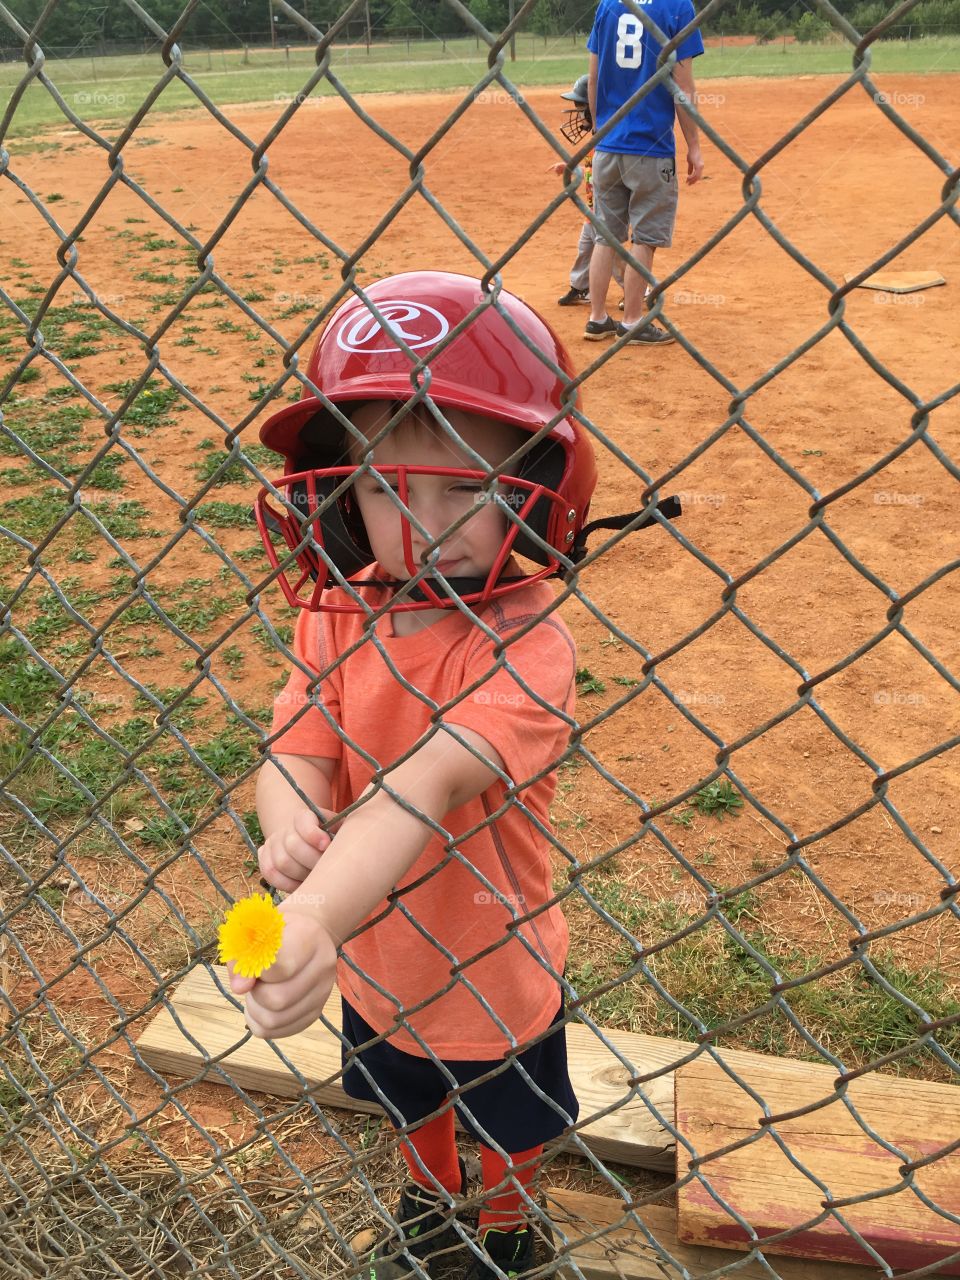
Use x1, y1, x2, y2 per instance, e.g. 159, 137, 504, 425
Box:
349, 402, 524, 584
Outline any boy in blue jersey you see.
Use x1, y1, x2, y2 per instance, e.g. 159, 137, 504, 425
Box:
583, 0, 705, 347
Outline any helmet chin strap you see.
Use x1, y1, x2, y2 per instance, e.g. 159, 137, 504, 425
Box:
570, 495, 682, 565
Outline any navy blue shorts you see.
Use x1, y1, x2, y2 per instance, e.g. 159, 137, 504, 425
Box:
340, 997, 579, 1151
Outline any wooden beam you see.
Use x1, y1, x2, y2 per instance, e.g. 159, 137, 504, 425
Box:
546, 1189, 884, 1279
138, 966, 689, 1169
675, 1055, 960, 1274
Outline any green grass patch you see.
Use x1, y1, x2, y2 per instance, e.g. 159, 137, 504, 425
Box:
195, 501, 254, 529
191, 450, 252, 487
671, 779, 744, 827
104, 378, 184, 429
575, 667, 606, 696
1, 36, 958, 138
11, 303, 114, 361
0, 635, 261, 872
87, 499, 163, 540
0, 638, 61, 716
192, 441, 282, 490
0, 489, 77, 543
155, 576, 244, 632
566, 881, 960, 1078
0, 403, 95, 462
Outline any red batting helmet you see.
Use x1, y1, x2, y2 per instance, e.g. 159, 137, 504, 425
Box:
254, 270, 598, 613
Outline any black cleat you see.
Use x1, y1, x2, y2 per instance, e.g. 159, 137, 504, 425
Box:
557, 287, 590, 306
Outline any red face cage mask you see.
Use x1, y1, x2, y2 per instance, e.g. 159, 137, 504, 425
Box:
255, 461, 578, 614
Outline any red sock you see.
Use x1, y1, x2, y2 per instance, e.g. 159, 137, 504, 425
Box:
400, 1108, 461, 1194
478, 1143, 543, 1234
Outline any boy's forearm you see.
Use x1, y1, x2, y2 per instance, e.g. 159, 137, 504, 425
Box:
256, 755, 333, 838
673, 61, 701, 150
284, 776, 450, 946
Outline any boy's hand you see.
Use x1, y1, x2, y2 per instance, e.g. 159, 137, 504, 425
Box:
258, 808, 335, 892
547, 160, 566, 176
686, 144, 704, 185
228, 907, 337, 1039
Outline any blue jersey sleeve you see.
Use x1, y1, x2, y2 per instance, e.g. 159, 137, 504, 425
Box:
673, 0, 705, 59
587, 6, 600, 54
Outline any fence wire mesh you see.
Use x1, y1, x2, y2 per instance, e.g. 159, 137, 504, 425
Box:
1, 0, 959, 1276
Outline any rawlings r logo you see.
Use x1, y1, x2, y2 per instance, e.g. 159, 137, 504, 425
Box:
336, 300, 450, 353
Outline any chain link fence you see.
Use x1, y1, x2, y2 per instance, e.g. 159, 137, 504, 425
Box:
1, 0, 959, 1275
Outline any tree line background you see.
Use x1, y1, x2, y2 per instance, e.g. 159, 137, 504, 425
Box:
3, 0, 958, 59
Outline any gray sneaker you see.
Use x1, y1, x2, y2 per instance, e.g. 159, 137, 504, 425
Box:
616, 320, 675, 346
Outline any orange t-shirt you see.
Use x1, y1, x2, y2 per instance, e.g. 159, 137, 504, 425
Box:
269, 572, 577, 1060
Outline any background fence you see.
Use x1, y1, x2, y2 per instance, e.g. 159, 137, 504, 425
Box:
1, 0, 959, 1276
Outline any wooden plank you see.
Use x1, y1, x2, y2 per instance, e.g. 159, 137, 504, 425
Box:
137, 966, 686, 1168
545, 1188, 883, 1279
675, 1056, 960, 1274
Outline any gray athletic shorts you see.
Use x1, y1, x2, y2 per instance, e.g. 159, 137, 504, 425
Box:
592, 151, 679, 248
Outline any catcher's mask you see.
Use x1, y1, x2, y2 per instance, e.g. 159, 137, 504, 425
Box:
560, 74, 592, 145
254, 271, 679, 614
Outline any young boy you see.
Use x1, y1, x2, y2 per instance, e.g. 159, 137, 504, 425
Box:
233, 271, 598, 1278
551, 74, 625, 308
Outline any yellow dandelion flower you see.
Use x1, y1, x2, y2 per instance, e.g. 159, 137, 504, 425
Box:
218, 893, 285, 979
